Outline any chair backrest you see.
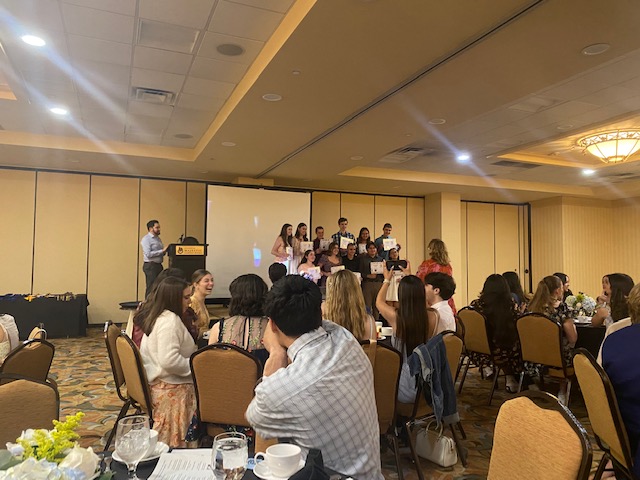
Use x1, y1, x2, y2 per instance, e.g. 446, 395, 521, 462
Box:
115, 333, 152, 416
443, 332, 463, 380
190, 344, 262, 428
28, 326, 47, 340
488, 391, 592, 480
573, 349, 634, 473
104, 321, 127, 401
457, 307, 491, 355
0, 373, 59, 446
516, 313, 564, 369
0, 339, 55, 384
454, 314, 465, 339
361, 340, 402, 434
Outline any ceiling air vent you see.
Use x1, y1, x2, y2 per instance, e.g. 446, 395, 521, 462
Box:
380, 147, 433, 164
492, 160, 538, 170
132, 87, 176, 105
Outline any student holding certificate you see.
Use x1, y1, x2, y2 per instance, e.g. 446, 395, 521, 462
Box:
331, 217, 355, 256
298, 250, 321, 283
318, 242, 342, 286
374, 223, 400, 261
271, 223, 294, 273
356, 227, 371, 256
313, 226, 330, 263
292, 223, 309, 273
359, 242, 384, 320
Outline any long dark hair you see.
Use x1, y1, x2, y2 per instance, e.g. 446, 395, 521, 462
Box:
357, 227, 370, 243
605, 273, 635, 321
295, 223, 308, 242
529, 275, 562, 315
478, 274, 517, 349
279, 223, 292, 247
553, 272, 573, 300
503, 271, 525, 304
395, 275, 430, 355
134, 268, 186, 328
229, 274, 268, 317
140, 277, 190, 335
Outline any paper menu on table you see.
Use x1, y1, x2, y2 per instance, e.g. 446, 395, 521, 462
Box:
148, 450, 212, 479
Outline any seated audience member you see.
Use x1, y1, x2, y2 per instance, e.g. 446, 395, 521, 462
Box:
324, 269, 376, 340
503, 271, 528, 313
342, 243, 360, 273
528, 275, 577, 404
139, 277, 197, 447
592, 273, 634, 327
553, 272, 573, 301
471, 274, 521, 392
132, 268, 198, 347
245, 276, 382, 479
424, 272, 457, 334
376, 267, 439, 403
601, 282, 640, 478
209, 274, 269, 364
385, 248, 409, 307
0, 314, 19, 363
190, 269, 214, 336
318, 242, 342, 287
360, 242, 384, 319
268, 262, 287, 286
297, 250, 320, 283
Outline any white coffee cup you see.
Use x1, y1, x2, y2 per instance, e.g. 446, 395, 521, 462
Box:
254, 444, 301, 477
375, 321, 383, 332
146, 429, 159, 457
380, 326, 393, 336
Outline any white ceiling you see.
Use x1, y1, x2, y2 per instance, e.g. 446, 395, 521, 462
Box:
2, 0, 640, 202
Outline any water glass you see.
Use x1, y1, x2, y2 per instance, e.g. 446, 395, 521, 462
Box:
115, 415, 150, 479
211, 432, 248, 480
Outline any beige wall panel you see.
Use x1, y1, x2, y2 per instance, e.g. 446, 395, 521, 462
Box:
424, 194, 443, 249
374, 196, 407, 258
459, 203, 468, 307
612, 200, 640, 284
530, 198, 564, 286
138, 179, 187, 300
311, 192, 340, 238
466, 203, 495, 302
186, 182, 206, 242
406, 197, 424, 272
494, 204, 521, 275
340, 193, 374, 240
0, 170, 35, 293
33, 172, 90, 294
88, 176, 139, 324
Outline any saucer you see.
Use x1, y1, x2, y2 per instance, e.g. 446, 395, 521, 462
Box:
253, 459, 305, 479
113, 441, 169, 464
376, 335, 386, 341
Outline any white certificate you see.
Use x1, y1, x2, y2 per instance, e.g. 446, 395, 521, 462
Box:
309, 266, 321, 278
331, 265, 345, 274
353, 271, 362, 282
339, 236, 352, 249
300, 241, 313, 252
383, 238, 397, 251
319, 238, 331, 251
358, 243, 367, 254
370, 261, 384, 274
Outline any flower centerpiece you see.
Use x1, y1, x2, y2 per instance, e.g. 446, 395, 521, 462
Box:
0, 412, 105, 480
565, 292, 597, 317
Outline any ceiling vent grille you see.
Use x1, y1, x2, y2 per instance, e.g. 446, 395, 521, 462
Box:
380, 147, 433, 164
132, 87, 176, 105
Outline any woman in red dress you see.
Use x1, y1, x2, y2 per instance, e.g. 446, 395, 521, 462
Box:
416, 238, 457, 314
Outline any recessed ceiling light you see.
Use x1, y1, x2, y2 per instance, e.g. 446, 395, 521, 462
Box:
404, 133, 412, 137
21, 35, 46, 47
556, 124, 574, 131
581, 43, 610, 56
457, 153, 471, 162
174, 133, 193, 139
350, 155, 364, 161
49, 106, 68, 115
216, 43, 244, 56
582, 169, 596, 176
429, 118, 446, 125
292, 70, 301, 75
199, 170, 209, 174
262, 93, 282, 102
221, 141, 236, 147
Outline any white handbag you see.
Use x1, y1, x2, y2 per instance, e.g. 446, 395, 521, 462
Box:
414, 420, 458, 467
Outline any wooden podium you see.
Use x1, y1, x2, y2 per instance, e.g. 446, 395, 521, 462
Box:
167, 243, 208, 282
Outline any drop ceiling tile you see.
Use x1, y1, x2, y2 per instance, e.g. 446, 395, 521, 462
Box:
541, 75, 609, 102
161, 136, 198, 148
81, 107, 127, 124
68, 35, 132, 66
125, 132, 163, 144
128, 100, 174, 118
578, 85, 640, 107
190, 56, 248, 83
19, 63, 75, 86
42, 118, 84, 136
82, 119, 125, 141
197, 32, 264, 64
137, 19, 200, 54
229, 0, 295, 14
183, 77, 234, 98
5, 32, 71, 72
77, 85, 129, 113
176, 93, 225, 111
62, 3, 135, 44
62, 0, 136, 16
126, 113, 170, 134
26, 77, 76, 96
139, 0, 216, 29
208, 1, 284, 42
2, 0, 65, 33
134, 46, 193, 75
131, 68, 185, 93
73, 60, 131, 88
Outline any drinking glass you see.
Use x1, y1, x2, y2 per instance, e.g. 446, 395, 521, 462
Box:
211, 432, 248, 480
115, 415, 150, 479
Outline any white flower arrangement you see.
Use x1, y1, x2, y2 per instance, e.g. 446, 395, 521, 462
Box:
565, 292, 597, 316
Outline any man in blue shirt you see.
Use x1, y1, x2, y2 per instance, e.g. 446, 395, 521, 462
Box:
140, 219, 169, 297
374, 223, 400, 260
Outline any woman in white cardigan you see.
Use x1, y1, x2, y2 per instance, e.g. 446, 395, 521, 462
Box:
140, 276, 197, 447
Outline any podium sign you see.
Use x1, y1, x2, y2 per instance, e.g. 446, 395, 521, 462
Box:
175, 245, 206, 256
168, 243, 207, 281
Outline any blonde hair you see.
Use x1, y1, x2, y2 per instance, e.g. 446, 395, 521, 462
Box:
324, 270, 368, 339
627, 283, 640, 324
428, 238, 450, 266
528, 275, 562, 315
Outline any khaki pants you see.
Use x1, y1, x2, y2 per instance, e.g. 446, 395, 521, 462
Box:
362, 281, 383, 320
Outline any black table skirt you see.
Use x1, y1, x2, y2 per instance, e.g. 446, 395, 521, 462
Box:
0, 294, 88, 339
575, 323, 606, 358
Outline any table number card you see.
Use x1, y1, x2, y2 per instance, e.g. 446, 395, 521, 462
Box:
370, 262, 384, 274
383, 238, 397, 251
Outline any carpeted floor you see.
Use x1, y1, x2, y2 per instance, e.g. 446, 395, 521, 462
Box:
47, 326, 604, 479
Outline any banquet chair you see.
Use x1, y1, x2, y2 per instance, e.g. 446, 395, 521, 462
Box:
573, 349, 637, 480
190, 343, 262, 441
516, 313, 574, 404
396, 332, 467, 480
115, 333, 153, 422
28, 324, 47, 340
487, 390, 592, 480
361, 339, 403, 479
0, 373, 59, 446
0, 338, 55, 385
103, 321, 131, 450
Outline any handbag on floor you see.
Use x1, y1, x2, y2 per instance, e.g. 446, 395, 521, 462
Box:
414, 420, 458, 467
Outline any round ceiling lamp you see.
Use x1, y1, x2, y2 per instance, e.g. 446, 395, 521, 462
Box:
578, 130, 640, 164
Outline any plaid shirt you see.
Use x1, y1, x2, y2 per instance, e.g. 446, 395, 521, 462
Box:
331, 231, 355, 253
246, 321, 383, 479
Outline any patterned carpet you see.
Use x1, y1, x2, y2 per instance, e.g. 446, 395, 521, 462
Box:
46, 326, 604, 479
